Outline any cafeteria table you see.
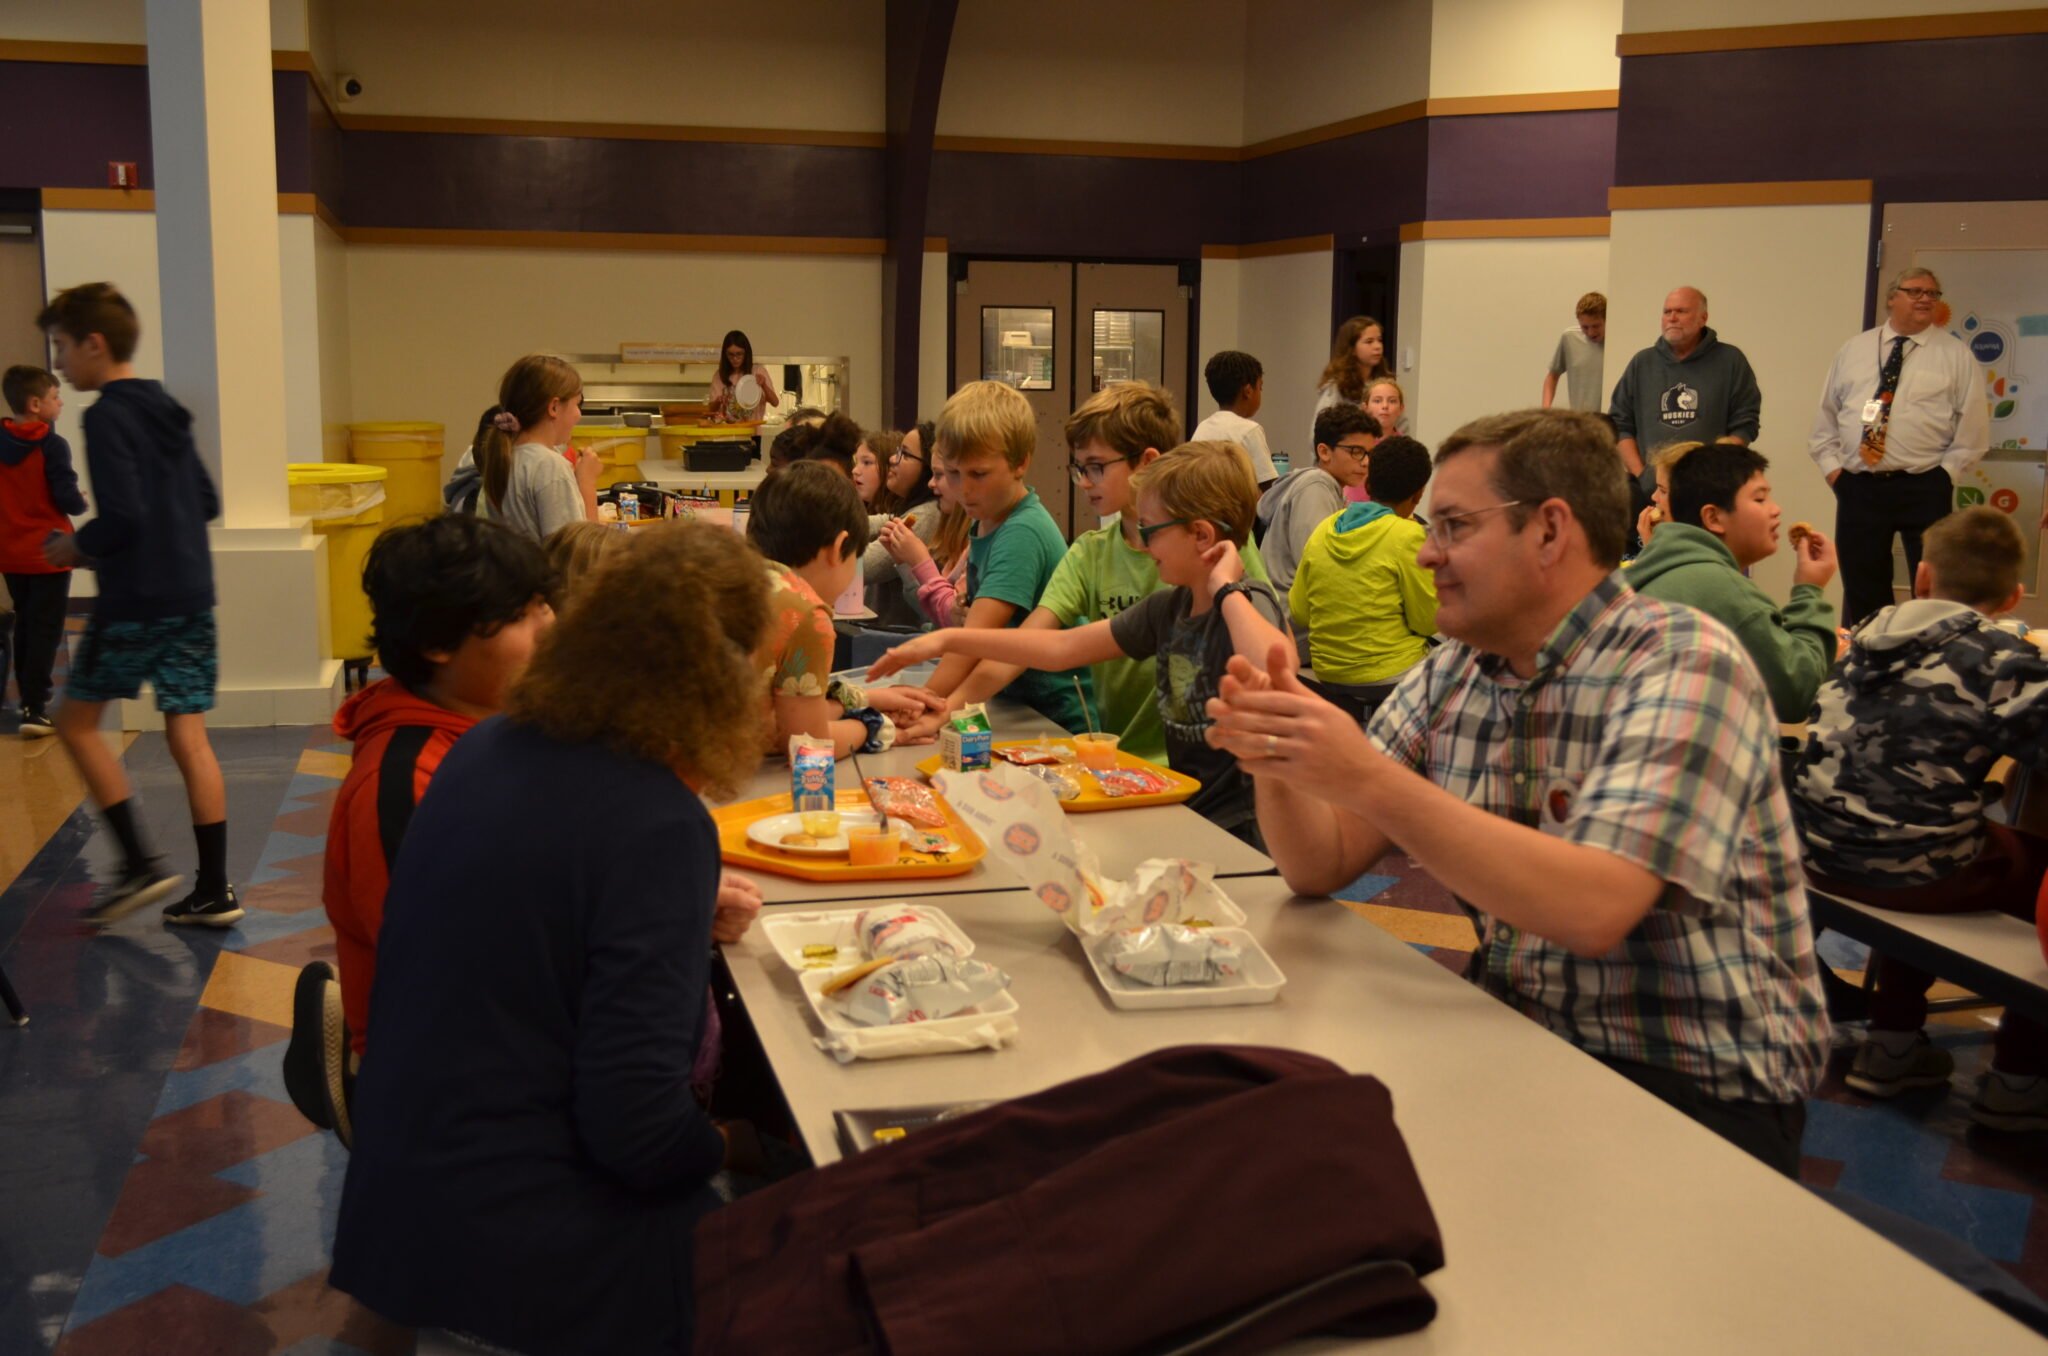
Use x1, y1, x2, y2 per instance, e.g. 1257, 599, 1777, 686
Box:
720, 876, 2044, 1354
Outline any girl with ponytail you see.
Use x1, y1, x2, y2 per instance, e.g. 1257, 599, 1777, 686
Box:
477, 354, 597, 542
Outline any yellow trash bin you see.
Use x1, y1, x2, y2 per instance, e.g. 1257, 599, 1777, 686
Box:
347, 421, 443, 525
288, 462, 387, 665
571, 426, 649, 490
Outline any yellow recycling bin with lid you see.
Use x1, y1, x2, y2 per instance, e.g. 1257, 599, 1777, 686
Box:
288, 462, 386, 671
347, 422, 443, 525
570, 426, 648, 489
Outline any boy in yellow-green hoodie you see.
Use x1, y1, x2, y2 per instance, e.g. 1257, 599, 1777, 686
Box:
1289, 436, 1436, 718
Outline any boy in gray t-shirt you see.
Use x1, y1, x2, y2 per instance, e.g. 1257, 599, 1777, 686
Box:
1543, 292, 1606, 412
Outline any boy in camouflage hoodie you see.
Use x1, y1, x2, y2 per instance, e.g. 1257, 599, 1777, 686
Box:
1793, 507, 2047, 1130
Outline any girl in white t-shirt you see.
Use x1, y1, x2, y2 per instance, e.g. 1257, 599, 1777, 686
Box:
707, 329, 782, 423
477, 354, 600, 543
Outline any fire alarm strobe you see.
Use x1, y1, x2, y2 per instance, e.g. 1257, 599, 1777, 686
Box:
108, 162, 138, 189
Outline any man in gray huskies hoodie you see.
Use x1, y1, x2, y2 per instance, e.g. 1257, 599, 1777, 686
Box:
1609, 287, 1762, 496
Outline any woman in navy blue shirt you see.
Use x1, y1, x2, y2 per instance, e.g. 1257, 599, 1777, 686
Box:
331, 523, 771, 1355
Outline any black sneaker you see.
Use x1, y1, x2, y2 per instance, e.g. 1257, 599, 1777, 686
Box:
283, 960, 354, 1146
161, 882, 244, 928
84, 862, 184, 927
18, 707, 54, 738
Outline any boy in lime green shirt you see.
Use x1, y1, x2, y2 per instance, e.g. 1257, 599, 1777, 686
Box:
951, 383, 1267, 763
1289, 435, 1436, 688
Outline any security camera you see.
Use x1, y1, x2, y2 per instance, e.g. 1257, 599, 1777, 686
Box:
337, 74, 364, 102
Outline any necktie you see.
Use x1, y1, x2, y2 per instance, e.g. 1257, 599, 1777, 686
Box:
1858, 335, 1908, 467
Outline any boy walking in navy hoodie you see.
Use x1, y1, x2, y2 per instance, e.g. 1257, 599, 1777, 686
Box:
2, 365, 88, 735
36, 282, 237, 927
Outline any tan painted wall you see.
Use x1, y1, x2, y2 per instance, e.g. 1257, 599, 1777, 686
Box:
1404, 235, 1612, 452
326, 0, 885, 129
938, 0, 1246, 145
1429, 0, 1621, 99
343, 245, 883, 476
313, 217, 352, 459
1, 0, 306, 45
1243, 0, 1432, 143
1232, 249, 1338, 461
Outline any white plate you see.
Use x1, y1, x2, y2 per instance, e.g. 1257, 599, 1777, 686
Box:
745, 809, 884, 857
760, 905, 977, 974
734, 374, 762, 406
1079, 927, 1287, 1010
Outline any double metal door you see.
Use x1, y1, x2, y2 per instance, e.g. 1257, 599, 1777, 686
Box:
953, 260, 1190, 537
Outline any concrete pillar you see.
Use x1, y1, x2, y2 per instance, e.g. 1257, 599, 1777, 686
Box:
129, 0, 340, 728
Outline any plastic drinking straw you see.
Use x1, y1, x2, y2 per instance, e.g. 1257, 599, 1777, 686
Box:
1073, 676, 1098, 739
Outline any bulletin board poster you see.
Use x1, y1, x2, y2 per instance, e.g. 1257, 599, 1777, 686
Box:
1920, 249, 2048, 587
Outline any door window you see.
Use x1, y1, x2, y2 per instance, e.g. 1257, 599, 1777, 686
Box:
981, 307, 1056, 390
1090, 310, 1163, 391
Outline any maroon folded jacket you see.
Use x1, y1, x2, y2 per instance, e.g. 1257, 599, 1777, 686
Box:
695, 1045, 1444, 1354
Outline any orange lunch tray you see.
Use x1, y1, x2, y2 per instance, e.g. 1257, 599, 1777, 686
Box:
913, 740, 1200, 812
715, 788, 987, 882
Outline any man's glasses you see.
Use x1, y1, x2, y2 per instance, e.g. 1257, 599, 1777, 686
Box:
1896, 286, 1943, 300
1422, 502, 1525, 550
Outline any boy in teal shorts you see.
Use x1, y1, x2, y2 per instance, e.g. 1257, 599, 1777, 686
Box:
37, 282, 236, 928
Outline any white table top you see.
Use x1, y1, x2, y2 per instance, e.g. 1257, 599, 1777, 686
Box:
722, 877, 2042, 1353
637, 458, 768, 490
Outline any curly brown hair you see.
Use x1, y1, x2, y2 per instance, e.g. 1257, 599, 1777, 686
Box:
505, 522, 769, 799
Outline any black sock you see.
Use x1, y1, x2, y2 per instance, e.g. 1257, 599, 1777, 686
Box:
102, 798, 152, 874
193, 821, 228, 897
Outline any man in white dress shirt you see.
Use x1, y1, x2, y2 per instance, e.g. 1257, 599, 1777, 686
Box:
1809, 266, 1990, 625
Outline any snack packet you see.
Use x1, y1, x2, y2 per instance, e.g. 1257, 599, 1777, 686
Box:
994, 743, 1067, 766
1096, 925, 1242, 986
899, 827, 961, 856
789, 736, 835, 809
855, 906, 960, 961
1090, 765, 1172, 798
864, 776, 948, 829
941, 703, 994, 772
831, 955, 1010, 1027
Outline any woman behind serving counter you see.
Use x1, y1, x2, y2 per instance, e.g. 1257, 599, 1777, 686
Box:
707, 329, 782, 423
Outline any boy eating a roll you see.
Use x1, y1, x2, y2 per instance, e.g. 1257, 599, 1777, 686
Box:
1626, 441, 1840, 722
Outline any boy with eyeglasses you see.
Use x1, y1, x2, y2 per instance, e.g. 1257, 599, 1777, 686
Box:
1258, 404, 1381, 597
940, 382, 1273, 763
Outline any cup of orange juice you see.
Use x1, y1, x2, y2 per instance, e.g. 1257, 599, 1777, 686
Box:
1073, 732, 1120, 771
846, 823, 901, 866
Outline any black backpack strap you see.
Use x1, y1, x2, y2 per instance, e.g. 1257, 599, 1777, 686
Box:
376, 725, 437, 872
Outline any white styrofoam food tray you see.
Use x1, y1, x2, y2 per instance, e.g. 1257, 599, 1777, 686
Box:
1079, 927, 1287, 1010
760, 905, 976, 973
798, 965, 1020, 1060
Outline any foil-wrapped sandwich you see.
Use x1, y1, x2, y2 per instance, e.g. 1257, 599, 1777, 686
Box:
1096, 924, 1243, 986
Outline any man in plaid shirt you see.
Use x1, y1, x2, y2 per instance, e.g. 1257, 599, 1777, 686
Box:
1207, 409, 1829, 1175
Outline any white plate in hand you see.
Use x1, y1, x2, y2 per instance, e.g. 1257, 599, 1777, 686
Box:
760, 905, 976, 973
1079, 927, 1287, 1010
745, 810, 884, 857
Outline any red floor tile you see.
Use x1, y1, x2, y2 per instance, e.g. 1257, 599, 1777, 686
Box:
95, 1160, 261, 1258
136, 1090, 317, 1176
173, 1008, 292, 1072
54, 1283, 274, 1356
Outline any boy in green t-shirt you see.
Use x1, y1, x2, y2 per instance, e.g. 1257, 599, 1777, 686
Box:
918, 381, 1094, 733
949, 382, 1270, 763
